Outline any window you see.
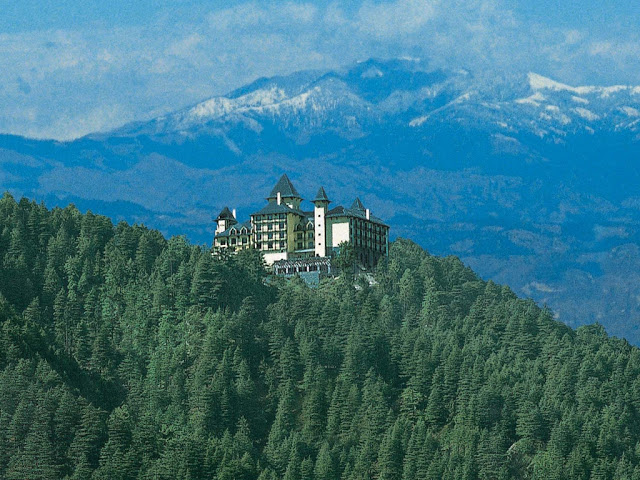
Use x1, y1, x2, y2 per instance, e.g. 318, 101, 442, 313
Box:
267, 215, 273, 220
268, 242, 273, 249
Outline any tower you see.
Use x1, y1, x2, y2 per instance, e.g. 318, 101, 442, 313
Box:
215, 206, 237, 235
312, 187, 330, 257
267, 174, 302, 209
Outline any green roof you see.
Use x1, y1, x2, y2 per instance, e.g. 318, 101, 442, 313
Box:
326, 205, 389, 227
216, 206, 235, 221
267, 174, 301, 199
252, 202, 305, 217
313, 186, 330, 203
215, 220, 252, 238
350, 197, 365, 211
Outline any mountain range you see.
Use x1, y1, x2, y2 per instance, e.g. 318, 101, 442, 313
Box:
1, 58, 640, 342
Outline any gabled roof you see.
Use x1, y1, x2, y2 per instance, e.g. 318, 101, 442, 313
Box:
267, 174, 301, 199
350, 197, 365, 211
252, 202, 305, 217
313, 186, 331, 203
326, 205, 389, 227
215, 220, 252, 238
216, 206, 235, 221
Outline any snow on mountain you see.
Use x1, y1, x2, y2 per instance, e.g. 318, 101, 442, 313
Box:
5, 57, 640, 345
186, 86, 289, 121
409, 92, 475, 127
528, 72, 632, 97
621, 106, 640, 117
112, 60, 640, 143
515, 91, 547, 107
573, 107, 600, 122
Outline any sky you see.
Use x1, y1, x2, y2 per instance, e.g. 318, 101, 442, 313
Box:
2, 0, 640, 140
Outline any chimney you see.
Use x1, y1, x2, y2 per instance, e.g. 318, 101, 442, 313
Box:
232, 208, 237, 219
366, 209, 370, 220
277, 192, 281, 205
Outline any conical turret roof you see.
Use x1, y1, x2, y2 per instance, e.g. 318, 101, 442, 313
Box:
216, 206, 235, 221
267, 174, 301, 199
350, 197, 365, 211
313, 186, 330, 203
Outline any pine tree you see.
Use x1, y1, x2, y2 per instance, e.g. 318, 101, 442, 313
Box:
314, 441, 336, 480
378, 419, 405, 480
6, 398, 59, 480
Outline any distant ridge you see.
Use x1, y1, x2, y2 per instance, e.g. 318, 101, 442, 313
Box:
1, 57, 640, 344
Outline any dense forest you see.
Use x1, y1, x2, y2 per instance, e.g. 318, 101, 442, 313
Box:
2, 193, 640, 479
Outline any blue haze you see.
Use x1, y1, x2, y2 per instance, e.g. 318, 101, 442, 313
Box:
2, 58, 640, 343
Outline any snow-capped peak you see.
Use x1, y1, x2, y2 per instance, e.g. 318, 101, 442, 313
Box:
121, 60, 640, 139
528, 73, 577, 93
528, 72, 634, 97
187, 86, 288, 121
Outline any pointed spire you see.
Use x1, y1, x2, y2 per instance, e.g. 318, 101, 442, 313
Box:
267, 174, 301, 200
313, 186, 331, 204
216, 206, 235, 221
350, 197, 365, 211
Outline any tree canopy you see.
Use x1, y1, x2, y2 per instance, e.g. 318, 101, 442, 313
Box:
1, 192, 640, 479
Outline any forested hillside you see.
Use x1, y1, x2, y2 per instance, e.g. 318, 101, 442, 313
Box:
2, 193, 640, 479
5, 59, 640, 342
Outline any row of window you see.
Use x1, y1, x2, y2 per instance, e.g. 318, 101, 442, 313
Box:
353, 238, 387, 252
256, 232, 286, 240
352, 231, 387, 243
253, 213, 287, 222
218, 238, 385, 253
257, 222, 286, 232
296, 232, 314, 239
216, 235, 250, 246
222, 228, 250, 235
230, 237, 249, 245
256, 241, 287, 250
349, 218, 388, 234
